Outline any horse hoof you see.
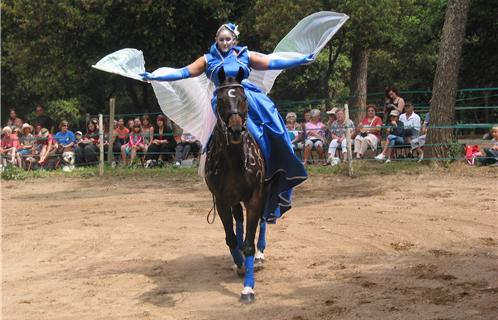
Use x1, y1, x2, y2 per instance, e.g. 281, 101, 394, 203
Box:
239, 287, 255, 304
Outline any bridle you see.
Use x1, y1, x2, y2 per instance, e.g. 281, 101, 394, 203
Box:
215, 83, 247, 145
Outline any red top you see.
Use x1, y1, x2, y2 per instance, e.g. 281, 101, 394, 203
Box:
1, 135, 19, 148
127, 133, 144, 147
114, 127, 129, 140
85, 130, 99, 144
360, 116, 383, 139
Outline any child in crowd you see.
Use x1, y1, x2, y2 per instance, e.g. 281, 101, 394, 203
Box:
37, 128, 56, 166
1, 126, 19, 166
478, 126, 498, 166
112, 118, 129, 165
375, 110, 405, 163
16, 123, 35, 167
121, 124, 145, 166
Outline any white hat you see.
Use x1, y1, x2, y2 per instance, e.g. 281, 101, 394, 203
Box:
326, 107, 338, 115
22, 123, 33, 132
389, 110, 400, 117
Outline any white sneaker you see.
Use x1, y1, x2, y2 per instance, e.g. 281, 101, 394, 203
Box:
375, 153, 386, 161
174, 161, 181, 167
417, 151, 424, 163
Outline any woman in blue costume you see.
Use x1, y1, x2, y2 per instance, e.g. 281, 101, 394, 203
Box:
140, 23, 311, 223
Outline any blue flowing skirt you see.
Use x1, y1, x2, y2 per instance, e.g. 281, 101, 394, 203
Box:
212, 80, 307, 222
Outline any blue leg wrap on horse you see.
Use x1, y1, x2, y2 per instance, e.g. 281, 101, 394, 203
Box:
257, 220, 267, 252
244, 255, 255, 288
230, 247, 244, 268
236, 221, 244, 251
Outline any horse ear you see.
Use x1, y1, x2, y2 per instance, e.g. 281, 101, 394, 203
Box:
218, 67, 226, 83
236, 67, 244, 83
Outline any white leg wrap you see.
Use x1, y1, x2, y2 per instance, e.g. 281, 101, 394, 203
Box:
241, 286, 254, 295
255, 250, 265, 260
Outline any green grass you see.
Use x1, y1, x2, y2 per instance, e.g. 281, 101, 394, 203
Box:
1, 164, 199, 181
306, 159, 427, 177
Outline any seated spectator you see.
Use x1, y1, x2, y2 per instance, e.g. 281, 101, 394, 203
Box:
328, 109, 354, 162
16, 123, 35, 167
34, 105, 54, 133
399, 102, 421, 143
384, 86, 405, 123
410, 111, 429, 162
145, 115, 176, 162
478, 126, 498, 166
121, 124, 145, 166
127, 119, 134, 132
112, 118, 129, 164
354, 105, 383, 159
303, 109, 326, 165
54, 120, 76, 153
174, 133, 201, 166
33, 123, 42, 136
75, 131, 83, 144
285, 112, 303, 153
375, 110, 405, 163
75, 119, 100, 165
37, 128, 56, 166
6, 108, 23, 129
1, 126, 19, 166
141, 115, 154, 151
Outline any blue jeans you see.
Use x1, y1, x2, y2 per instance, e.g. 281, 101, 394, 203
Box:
387, 135, 404, 147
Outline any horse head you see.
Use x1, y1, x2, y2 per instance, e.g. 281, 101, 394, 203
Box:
216, 67, 247, 144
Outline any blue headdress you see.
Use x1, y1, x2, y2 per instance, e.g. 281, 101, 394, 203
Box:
217, 22, 240, 38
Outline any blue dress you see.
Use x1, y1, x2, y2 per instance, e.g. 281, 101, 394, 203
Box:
205, 43, 307, 222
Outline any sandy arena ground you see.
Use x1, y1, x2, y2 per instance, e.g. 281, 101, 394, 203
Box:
2, 168, 497, 320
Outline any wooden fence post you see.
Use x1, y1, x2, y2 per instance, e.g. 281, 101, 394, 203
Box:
99, 114, 104, 176
344, 103, 354, 177
107, 98, 116, 164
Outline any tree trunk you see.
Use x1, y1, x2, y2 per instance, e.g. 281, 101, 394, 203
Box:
427, 0, 471, 162
323, 32, 345, 99
349, 44, 368, 123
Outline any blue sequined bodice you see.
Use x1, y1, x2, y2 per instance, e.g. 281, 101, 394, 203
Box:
205, 44, 251, 87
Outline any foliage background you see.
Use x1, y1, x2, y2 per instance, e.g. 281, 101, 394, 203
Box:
1, 0, 496, 124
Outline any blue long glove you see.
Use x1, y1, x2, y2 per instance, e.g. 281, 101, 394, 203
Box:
139, 67, 191, 81
268, 53, 315, 70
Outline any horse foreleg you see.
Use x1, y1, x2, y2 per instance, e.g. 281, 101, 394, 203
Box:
217, 201, 244, 270
232, 203, 244, 251
239, 202, 262, 304
255, 219, 267, 268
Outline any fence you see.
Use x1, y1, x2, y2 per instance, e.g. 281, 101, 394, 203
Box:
2, 88, 497, 176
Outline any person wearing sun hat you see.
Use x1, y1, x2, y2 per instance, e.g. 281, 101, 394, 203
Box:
37, 127, 56, 166
15, 123, 36, 165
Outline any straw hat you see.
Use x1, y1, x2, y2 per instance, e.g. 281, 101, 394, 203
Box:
22, 123, 33, 132
389, 110, 400, 117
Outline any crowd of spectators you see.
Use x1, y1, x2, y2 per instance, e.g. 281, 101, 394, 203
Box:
0, 106, 201, 170
2, 88, 498, 171
284, 87, 434, 165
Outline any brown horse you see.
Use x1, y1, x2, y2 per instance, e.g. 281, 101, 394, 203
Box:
205, 67, 267, 303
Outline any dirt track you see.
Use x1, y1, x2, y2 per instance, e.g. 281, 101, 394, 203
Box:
2, 169, 498, 320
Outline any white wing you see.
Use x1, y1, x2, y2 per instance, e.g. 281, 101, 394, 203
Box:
248, 11, 349, 93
